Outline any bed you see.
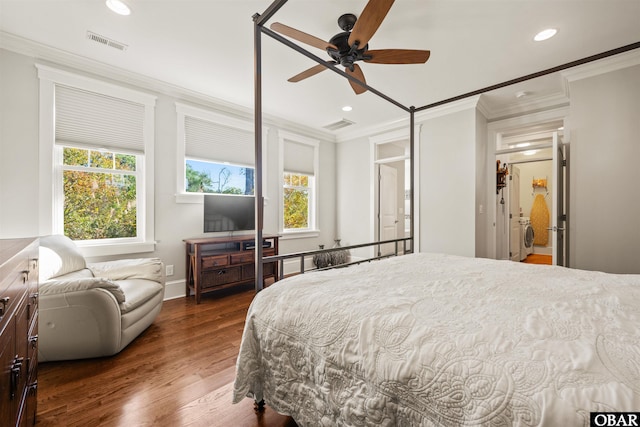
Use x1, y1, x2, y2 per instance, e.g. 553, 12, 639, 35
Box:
232, 252, 640, 426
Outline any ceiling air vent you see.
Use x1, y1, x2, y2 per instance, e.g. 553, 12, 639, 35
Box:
86, 31, 128, 51
323, 118, 355, 131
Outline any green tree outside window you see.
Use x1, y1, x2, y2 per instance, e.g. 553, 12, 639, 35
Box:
284, 172, 311, 230
63, 147, 137, 240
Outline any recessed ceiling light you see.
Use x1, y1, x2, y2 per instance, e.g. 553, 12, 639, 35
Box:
534, 28, 557, 42
342, 105, 353, 112
106, 0, 131, 16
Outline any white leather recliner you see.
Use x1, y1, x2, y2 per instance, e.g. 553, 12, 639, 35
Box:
38, 235, 165, 362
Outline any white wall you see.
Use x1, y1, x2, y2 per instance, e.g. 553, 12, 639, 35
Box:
475, 109, 489, 258
0, 49, 40, 238
0, 48, 338, 296
335, 136, 372, 259
419, 106, 478, 257
568, 64, 640, 273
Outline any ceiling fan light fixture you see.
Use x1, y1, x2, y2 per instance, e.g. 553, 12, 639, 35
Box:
106, 0, 131, 16
534, 28, 557, 42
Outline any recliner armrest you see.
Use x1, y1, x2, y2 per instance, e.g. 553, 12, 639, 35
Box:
88, 258, 164, 283
40, 277, 126, 303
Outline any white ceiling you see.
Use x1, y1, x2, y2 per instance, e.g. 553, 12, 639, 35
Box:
1, 0, 639, 135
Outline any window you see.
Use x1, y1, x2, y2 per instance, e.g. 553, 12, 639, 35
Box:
176, 103, 265, 203
186, 160, 254, 195
278, 131, 319, 236
61, 147, 139, 240
283, 172, 313, 230
37, 64, 156, 256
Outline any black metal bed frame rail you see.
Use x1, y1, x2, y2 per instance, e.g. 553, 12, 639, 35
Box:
263, 237, 413, 280
252, 0, 640, 292
252, 0, 416, 292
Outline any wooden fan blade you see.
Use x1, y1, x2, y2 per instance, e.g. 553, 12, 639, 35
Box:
288, 62, 335, 83
365, 49, 431, 64
348, 0, 395, 48
271, 22, 337, 51
346, 64, 367, 95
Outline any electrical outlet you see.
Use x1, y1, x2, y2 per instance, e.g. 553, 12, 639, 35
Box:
165, 265, 174, 276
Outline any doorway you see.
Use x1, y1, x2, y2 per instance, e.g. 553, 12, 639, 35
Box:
493, 120, 568, 266
373, 141, 410, 257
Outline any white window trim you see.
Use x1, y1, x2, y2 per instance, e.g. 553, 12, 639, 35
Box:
37, 64, 157, 257
175, 102, 268, 204
278, 130, 319, 236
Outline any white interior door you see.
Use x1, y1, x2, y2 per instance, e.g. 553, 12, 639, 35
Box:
379, 164, 398, 256
509, 166, 521, 262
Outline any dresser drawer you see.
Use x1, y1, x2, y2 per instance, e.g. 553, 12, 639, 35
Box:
201, 267, 242, 288
0, 262, 29, 333
201, 255, 229, 269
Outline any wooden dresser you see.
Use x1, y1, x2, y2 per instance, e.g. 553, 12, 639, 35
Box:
0, 238, 39, 426
184, 235, 279, 303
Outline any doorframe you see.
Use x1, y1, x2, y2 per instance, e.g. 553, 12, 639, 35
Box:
378, 163, 399, 256
486, 107, 570, 261
369, 126, 421, 254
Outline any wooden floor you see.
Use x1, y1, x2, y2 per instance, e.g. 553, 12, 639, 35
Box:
36, 286, 297, 427
522, 254, 552, 265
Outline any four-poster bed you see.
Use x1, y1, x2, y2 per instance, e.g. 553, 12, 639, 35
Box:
238, 0, 640, 425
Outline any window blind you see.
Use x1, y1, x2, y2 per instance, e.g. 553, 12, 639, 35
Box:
55, 85, 146, 153
283, 140, 315, 175
185, 116, 254, 166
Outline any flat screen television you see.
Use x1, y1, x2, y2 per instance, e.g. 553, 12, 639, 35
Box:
203, 194, 255, 233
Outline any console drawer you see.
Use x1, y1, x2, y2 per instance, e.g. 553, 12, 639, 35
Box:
230, 252, 254, 264
201, 255, 229, 269
201, 267, 241, 288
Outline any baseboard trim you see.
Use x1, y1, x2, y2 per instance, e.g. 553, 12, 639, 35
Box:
163, 279, 186, 300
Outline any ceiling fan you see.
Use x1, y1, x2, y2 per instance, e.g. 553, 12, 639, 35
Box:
270, 0, 430, 95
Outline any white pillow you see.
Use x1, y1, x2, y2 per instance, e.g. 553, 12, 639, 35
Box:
39, 235, 87, 281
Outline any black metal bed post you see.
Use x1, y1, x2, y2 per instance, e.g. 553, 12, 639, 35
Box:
410, 106, 415, 253
253, 0, 289, 293
253, 13, 264, 292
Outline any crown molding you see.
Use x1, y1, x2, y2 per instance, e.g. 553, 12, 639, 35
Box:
336, 96, 482, 143
561, 48, 640, 83
481, 92, 570, 122
0, 31, 337, 143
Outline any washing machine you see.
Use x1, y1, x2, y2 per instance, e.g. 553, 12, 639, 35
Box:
519, 217, 535, 261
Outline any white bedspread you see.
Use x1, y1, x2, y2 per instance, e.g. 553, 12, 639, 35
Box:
233, 253, 640, 426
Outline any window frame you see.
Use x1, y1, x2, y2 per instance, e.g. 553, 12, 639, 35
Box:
37, 64, 157, 257
175, 102, 267, 204
58, 145, 143, 243
282, 172, 315, 232
278, 130, 320, 238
